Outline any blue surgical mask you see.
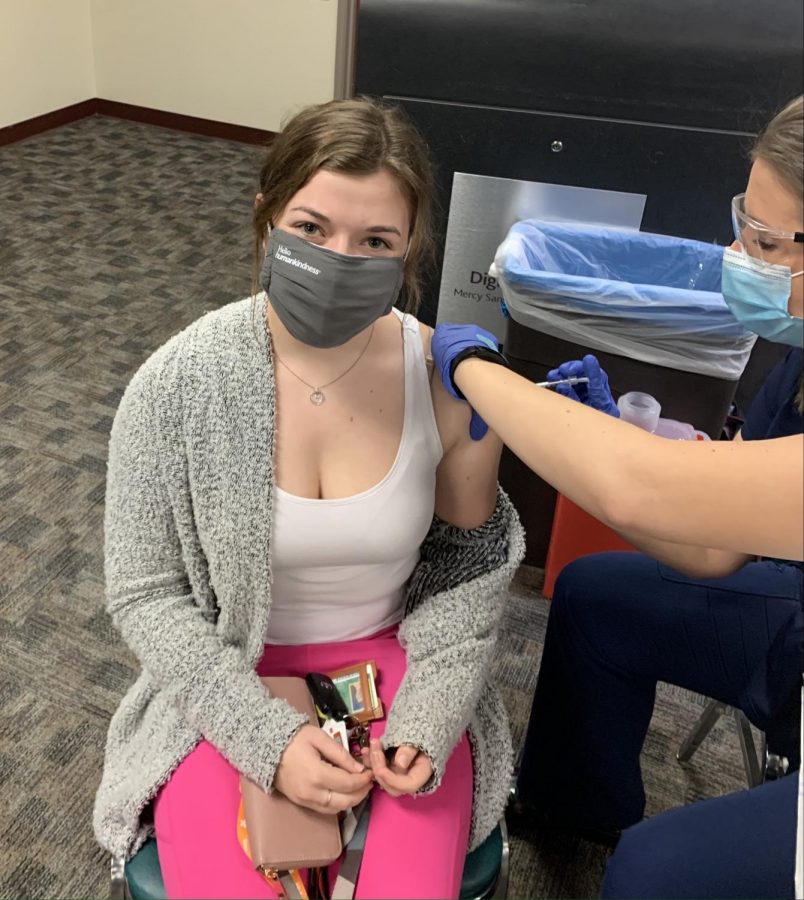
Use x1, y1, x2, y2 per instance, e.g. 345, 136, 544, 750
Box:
721, 248, 804, 347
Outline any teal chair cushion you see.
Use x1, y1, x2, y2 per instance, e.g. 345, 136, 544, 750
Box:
126, 823, 502, 900
459, 824, 503, 900
125, 838, 165, 900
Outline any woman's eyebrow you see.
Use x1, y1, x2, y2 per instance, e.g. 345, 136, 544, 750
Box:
366, 225, 402, 236
290, 206, 330, 223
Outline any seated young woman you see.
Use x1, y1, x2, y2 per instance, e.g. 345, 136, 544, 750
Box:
93, 98, 524, 900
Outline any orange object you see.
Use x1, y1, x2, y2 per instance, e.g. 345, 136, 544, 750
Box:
542, 494, 638, 599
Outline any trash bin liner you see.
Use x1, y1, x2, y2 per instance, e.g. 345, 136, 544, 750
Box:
491, 220, 757, 380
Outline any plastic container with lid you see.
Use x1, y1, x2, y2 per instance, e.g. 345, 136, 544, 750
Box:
618, 391, 710, 441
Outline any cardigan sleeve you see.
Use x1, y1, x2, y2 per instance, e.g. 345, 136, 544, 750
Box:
103, 351, 307, 790
382, 489, 525, 791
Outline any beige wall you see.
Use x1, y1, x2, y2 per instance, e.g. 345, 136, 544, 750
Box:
1, 0, 339, 133
0, 0, 96, 129
91, 0, 339, 132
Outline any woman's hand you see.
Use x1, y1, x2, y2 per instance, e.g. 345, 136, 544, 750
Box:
274, 724, 374, 813
362, 740, 434, 797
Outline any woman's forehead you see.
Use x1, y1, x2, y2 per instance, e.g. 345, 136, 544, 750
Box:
745, 159, 803, 232
284, 169, 411, 230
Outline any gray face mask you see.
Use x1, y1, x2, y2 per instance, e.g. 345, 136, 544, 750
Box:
260, 229, 405, 348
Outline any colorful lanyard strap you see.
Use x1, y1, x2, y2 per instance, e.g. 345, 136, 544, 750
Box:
275, 869, 307, 899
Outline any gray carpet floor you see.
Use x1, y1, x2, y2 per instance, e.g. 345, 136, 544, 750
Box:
0, 116, 756, 899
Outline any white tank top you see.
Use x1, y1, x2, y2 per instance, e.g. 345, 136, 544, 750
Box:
264, 311, 443, 645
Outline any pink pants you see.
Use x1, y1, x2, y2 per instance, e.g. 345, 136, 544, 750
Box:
153, 626, 474, 899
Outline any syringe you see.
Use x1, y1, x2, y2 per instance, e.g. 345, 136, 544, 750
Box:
533, 376, 590, 389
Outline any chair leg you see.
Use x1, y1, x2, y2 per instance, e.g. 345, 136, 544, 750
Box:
733, 708, 762, 788
490, 816, 510, 900
677, 700, 764, 789
110, 855, 127, 900
677, 699, 727, 763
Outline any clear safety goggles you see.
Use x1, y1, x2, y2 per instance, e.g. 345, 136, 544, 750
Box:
731, 193, 804, 265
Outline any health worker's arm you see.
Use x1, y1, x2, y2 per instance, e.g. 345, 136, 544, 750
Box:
542, 353, 752, 578
454, 358, 804, 562
613, 430, 752, 578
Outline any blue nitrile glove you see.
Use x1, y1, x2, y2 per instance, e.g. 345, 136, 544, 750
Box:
546, 354, 620, 417
431, 322, 506, 441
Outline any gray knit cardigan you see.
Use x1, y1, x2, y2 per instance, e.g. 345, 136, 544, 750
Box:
93, 296, 525, 860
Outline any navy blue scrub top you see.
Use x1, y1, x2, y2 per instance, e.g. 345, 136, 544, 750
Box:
741, 348, 804, 441
740, 351, 804, 896
739, 347, 804, 570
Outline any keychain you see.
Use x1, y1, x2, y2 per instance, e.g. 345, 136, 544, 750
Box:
306, 670, 379, 759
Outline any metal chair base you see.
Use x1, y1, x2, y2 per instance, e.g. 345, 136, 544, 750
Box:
677, 698, 762, 787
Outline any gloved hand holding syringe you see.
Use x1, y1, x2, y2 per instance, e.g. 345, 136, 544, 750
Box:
429, 322, 621, 439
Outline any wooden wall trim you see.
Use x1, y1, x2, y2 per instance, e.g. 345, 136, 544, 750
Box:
96, 100, 275, 145
0, 99, 276, 148
0, 99, 98, 148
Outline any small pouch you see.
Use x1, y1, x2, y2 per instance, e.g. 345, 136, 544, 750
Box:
238, 676, 342, 893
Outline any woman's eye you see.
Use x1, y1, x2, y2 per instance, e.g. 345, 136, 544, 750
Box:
295, 222, 321, 236
758, 238, 778, 253
366, 237, 390, 250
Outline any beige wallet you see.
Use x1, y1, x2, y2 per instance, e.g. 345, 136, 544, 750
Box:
239, 676, 343, 873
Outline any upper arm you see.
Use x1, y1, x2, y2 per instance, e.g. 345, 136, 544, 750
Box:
105, 368, 185, 597
432, 375, 502, 529
417, 322, 502, 529
613, 434, 804, 562
701, 430, 754, 573
605, 431, 750, 578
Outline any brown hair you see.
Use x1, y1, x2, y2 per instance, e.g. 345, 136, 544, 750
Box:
252, 97, 436, 314
751, 95, 804, 200
752, 95, 804, 414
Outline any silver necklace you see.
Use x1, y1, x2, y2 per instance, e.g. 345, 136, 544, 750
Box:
267, 319, 376, 406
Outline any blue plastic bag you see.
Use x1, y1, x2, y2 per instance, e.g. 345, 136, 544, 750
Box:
490, 220, 756, 379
